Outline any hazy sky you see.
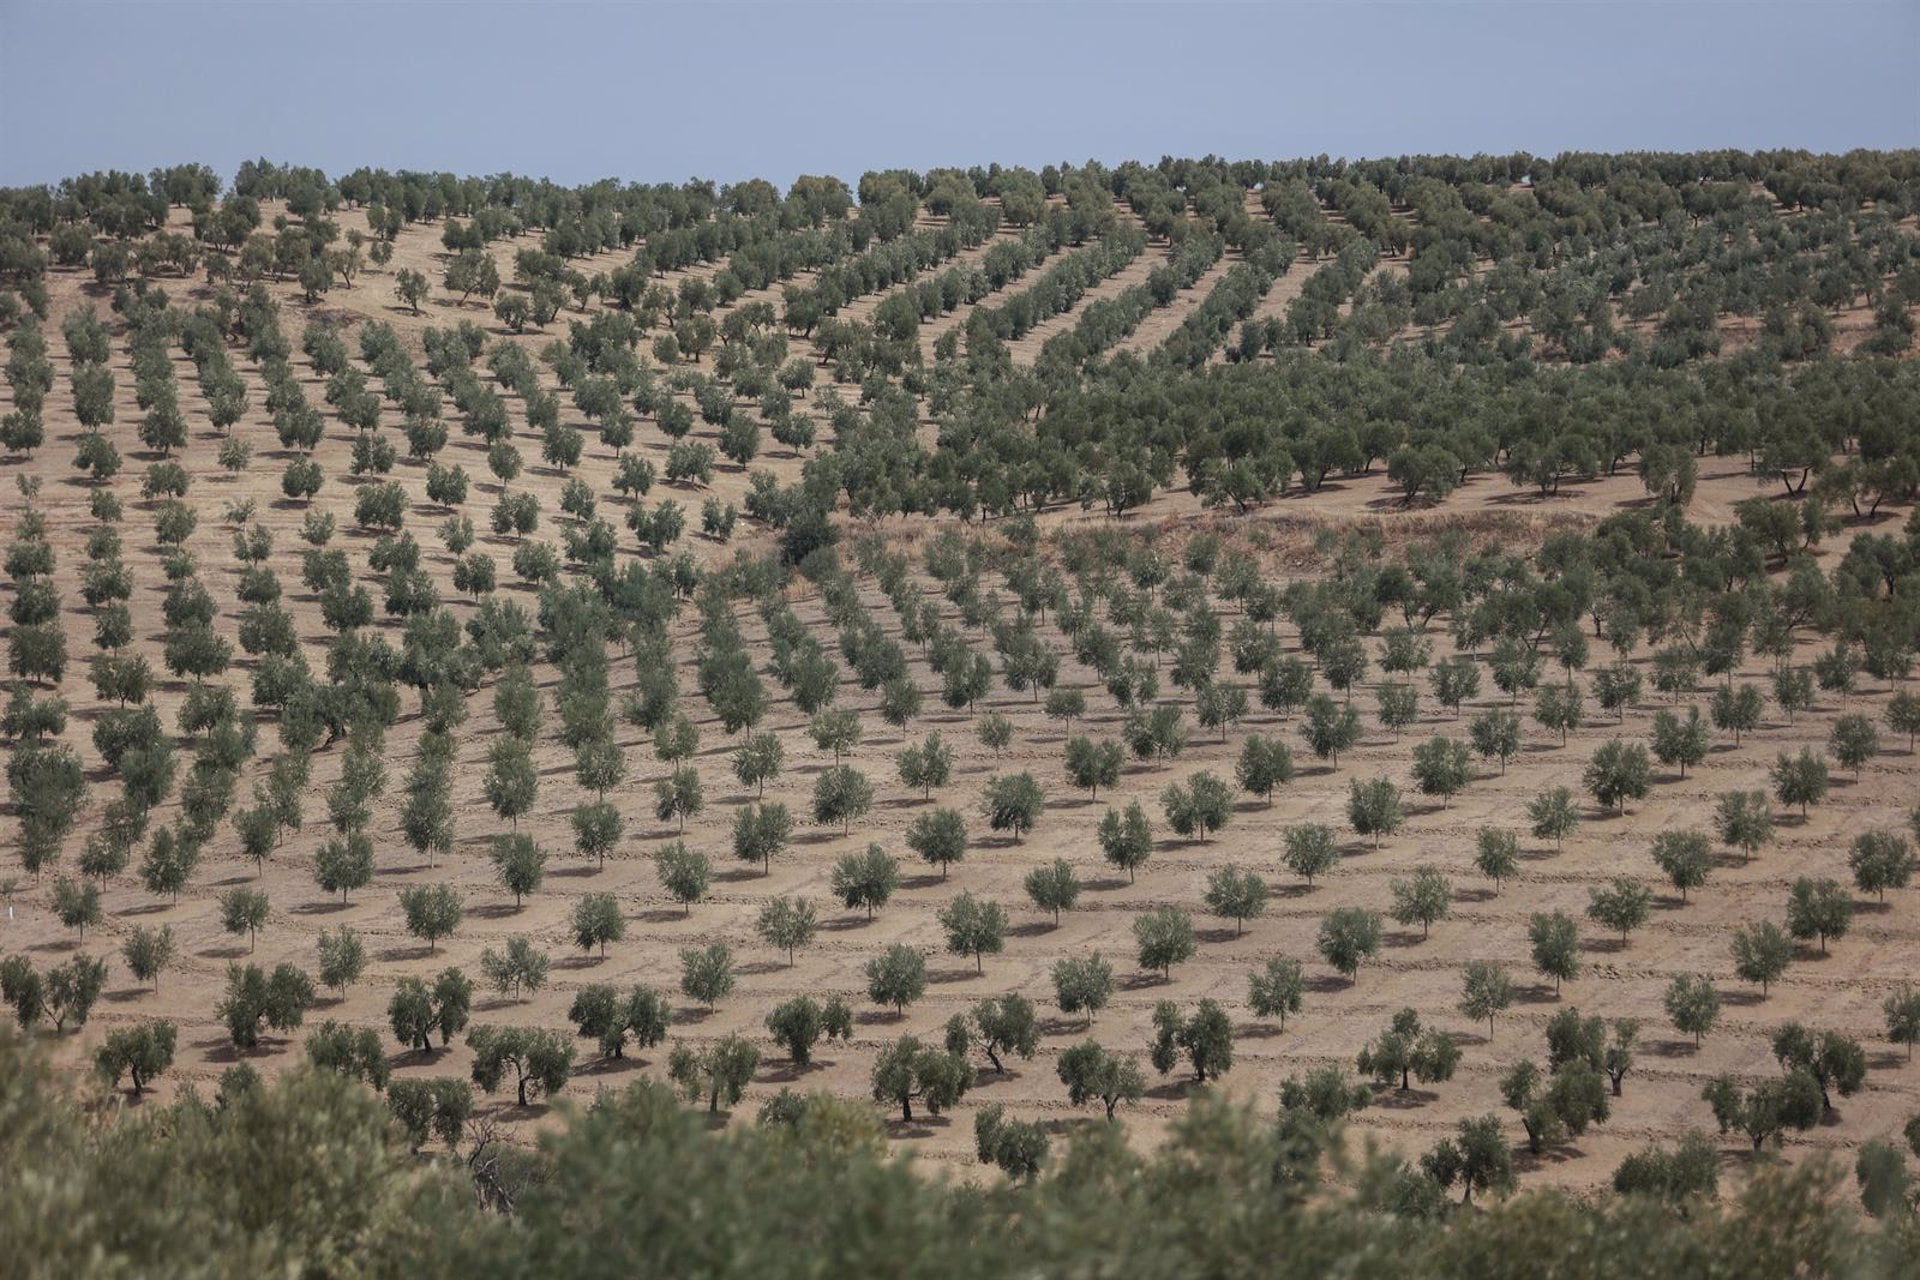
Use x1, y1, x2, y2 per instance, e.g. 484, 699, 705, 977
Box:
2, 1, 1914, 191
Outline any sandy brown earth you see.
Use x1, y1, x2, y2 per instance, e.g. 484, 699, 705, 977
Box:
2, 207, 1917, 1197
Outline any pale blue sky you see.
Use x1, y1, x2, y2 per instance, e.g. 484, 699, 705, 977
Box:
1, 1, 1914, 192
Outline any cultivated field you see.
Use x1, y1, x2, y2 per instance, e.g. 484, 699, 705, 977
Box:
3, 151, 1918, 1202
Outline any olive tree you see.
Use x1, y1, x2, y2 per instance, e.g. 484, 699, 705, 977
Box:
870, 1034, 971, 1122
1716, 790, 1775, 861
1234, 735, 1294, 803
479, 936, 550, 1001
731, 802, 793, 875
1097, 802, 1153, 882
1475, 828, 1520, 890
95, 1021, 178, 1096
1410, 736, 1471, 806
490, 833, 546, 907
905, 808, 967, 878
388, 969, 473, 1052
216, 961, 314, 1050
1459, 961, 1514, 1037
1771, 748, 1830, 817
1664, 973, 1722, 1046
1786, 877, 1853, 954
1501, 1058, 1608, 1155
1148, 999, 1234, 1082
754, 896, 817, 965
1133, 906, 1197, 980
1056, 1040, 1144, 1120
1389, 867, 1451, 939
1248, 957, 1305, 1029
1204, 866, 1270, 936
1652, 831, 1712, 902
961, 994, 1039, 1074
1585, 739, 1652, 812
1422, 1115, 1514, 1205
865, 944, 927, 1015
399, 884, 463, 954
765, 995, 854, 1066
1346, 776, 1404, 847
1357, 1007, 1461, 1092
1527, 787, 1580, 851
983, 772, 1045, 842
1651, 707, 1709, 778
1830, 714, 1880, 778
1731, 921, 1794, 995
1587, 878, 1653, 943
1849, 830, 1914, 901
1317, 908, 1382, 979
1702, 1070, 1822, 1150
571, 892, 626, 957
832, 844, 900, 919
1882, 985, 1920, 1062
656, 841, 711, 915
1283, 823, 1339, 888
1023, 858, 1081, 924
121, 924, 175, 992
938, 892, 1009, 972
678, 943, 736, 1010
1300, 695, 1361, 765
1052, 953, 1114, 1028
1528, 910, 1581, 994
812, 765, 872, 833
